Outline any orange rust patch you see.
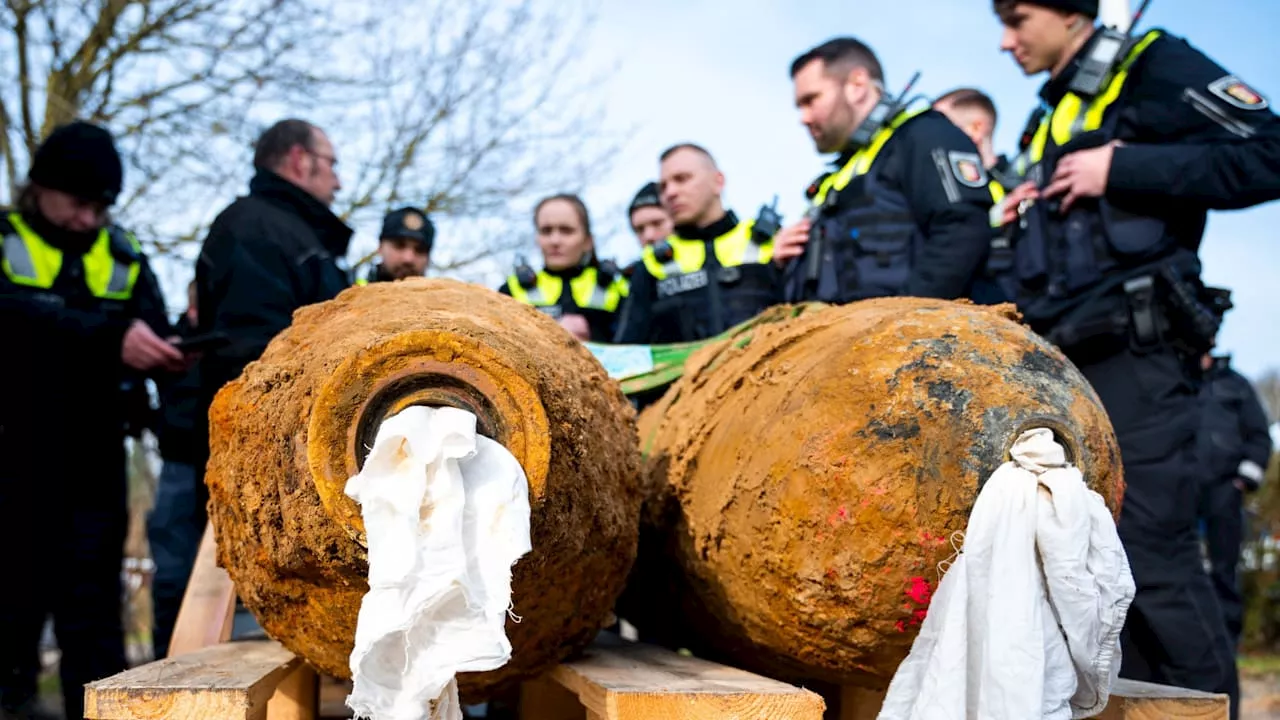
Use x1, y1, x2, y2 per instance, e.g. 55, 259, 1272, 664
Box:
641, 297, 1123, 687
205, 278, 642, 700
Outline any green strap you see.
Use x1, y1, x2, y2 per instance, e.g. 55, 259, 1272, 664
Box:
585, 304, 824, 396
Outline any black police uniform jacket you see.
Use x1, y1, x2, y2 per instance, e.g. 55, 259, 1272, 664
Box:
497, 261, 629, 343
614, 211, 780, 345
0, 209, 173, 479
783, 109, 994, 304
1010, 29, 1280, 337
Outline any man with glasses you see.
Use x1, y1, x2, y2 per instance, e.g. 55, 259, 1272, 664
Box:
192, 118, 353, 528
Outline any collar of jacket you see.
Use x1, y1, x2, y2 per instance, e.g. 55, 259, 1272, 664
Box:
542, 262, 594, 280
248, 170, 354, 257
18, 209, 101, 255
1038, 28, 1107, 108
673, 210, 740, 242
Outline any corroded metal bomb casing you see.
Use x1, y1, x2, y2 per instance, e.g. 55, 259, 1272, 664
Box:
641, 297, 1123, 687
205, 278, 642, 697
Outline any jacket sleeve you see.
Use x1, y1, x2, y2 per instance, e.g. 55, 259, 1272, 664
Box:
895, 116, 995, 299
1107, 34, 1280, 209
1231, 371, 1274, 490
131, 254, 175, 342
612, 267, 654, 344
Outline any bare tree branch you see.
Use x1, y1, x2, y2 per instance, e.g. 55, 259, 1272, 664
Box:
1, 0, 621, 300
13, 2, 37, 155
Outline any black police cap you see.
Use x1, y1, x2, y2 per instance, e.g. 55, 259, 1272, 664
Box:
628, 182, 662, 216
28, 121, 124, 204
380, 207, 434, 250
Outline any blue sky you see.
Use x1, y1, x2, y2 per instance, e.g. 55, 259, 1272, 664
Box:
566, 0, 1279, 379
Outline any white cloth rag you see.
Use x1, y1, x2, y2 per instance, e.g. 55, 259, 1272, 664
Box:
343, 405, 532, 720
877, 427, 1135, 720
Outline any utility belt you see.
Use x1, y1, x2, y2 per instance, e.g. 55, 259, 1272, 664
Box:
1045, 261, 1222, 360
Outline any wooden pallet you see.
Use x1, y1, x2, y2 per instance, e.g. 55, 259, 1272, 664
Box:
85, 637, 828, 720
96, 523, 1226, 719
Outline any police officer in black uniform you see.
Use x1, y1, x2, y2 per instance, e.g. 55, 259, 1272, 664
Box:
1, 121, 186, 720
356, 207, 434, 285
772, 38, 994, 303
499, 193, 629, 343
992, 0, 1280, 711
614, 143, 781, 345
1196, 291, 1273, 650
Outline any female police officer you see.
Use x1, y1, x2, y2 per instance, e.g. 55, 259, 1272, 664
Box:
499, 194, 629, 342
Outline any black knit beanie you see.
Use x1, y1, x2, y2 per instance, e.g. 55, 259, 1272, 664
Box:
28, 121, 124, 204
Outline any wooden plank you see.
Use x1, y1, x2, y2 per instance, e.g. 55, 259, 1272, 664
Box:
520, 674, 587, 720
549, 643, 826, 720
168, 522, 237, 657
266, 664, 319, 720
84, 640, 300, 720
1089, 678, 1229, 719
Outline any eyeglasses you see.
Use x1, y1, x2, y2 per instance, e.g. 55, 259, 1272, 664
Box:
305, 148, 338, 168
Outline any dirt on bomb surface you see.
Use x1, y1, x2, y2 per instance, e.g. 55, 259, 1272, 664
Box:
205, 277, 642, 700
640, 297, 1124, 687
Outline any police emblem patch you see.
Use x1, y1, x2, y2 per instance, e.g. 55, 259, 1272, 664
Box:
947, 151, 988, 188
403, 212, 425, 230
1208, 75, 1268, 110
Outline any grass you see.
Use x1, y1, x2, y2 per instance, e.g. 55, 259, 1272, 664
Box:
1240, 653, 1280, 677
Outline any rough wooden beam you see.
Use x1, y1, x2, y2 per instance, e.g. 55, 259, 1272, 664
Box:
546, 642, 826, 720
1090, 678, 1229, 719
84, 640, 299, 720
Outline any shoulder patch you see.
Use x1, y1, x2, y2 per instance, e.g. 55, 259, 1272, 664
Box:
947, 151, 988, 188
1208, 75, 1268, 110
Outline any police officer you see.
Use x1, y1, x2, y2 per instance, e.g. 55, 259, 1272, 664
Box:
356, 207, 434, 285
772, 38, 994, 303
623, 182, 675, 282
933, 87, 1019, 304
0, 121, 185, 720
614, 143, 780, 345
992, 0, 1280, 710
499, 193, 628, 343
1196, 291, 1273, 650
627, 182, 674, 250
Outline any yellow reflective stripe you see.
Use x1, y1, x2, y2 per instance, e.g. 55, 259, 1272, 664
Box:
814, 107, 927, 205
508, 271, 563, 306
3, 214, 138, 298
4, 213, 62, 288
568, 272, 626, 312
988, 181, 1007, 228
1034, 30, 1162, 162
642, 236, 705, 279
988, 181, 1006, 204
713, 220, 774, 267
89, 230, 140, 300
642, 220, 772, 279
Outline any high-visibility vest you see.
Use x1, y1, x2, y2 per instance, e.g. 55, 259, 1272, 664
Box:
1, 211, 141, 300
